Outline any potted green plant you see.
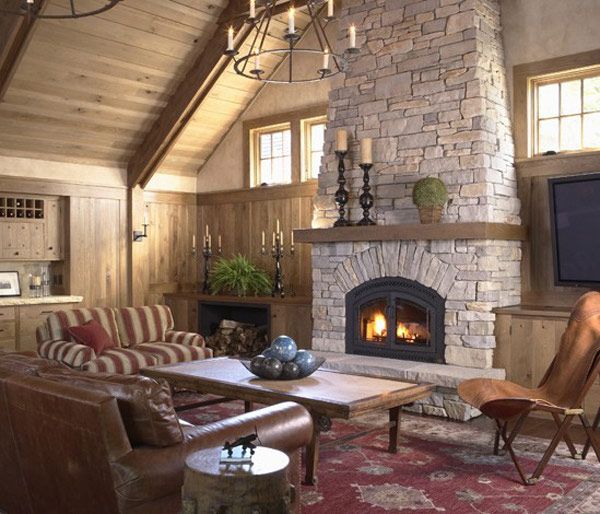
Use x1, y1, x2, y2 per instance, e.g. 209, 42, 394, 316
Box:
210, 254, 272, 296
412, 177, 448, 224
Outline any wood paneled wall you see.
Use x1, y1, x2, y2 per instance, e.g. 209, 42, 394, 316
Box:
134, 191, 198, 306
517, 155, 595, 308
197, 183, 317, 297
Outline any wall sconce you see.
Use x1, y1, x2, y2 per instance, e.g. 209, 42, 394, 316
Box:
133, 209, 149, 242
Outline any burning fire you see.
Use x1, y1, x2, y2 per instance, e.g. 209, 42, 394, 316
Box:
364, 314, 427, 343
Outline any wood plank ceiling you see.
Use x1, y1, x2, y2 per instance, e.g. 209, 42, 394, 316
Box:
0, 0, 314, 181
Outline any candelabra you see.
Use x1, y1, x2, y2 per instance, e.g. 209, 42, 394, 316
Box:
357, 163, 375, 225
333, 150, 350, 227
262, 226, 295, 298
202, 236, 213, 294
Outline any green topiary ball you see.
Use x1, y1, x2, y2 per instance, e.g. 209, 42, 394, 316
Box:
412, 177, 448, 207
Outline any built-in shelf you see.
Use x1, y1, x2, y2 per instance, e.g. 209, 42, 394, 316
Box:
293, 222, 527, 244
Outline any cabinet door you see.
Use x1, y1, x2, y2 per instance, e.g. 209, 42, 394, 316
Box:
270, 303, 312, 350
30, 222, 45, 259
18, 303, 78, 352
45, 199, 63, 260
2, 223, 31, 258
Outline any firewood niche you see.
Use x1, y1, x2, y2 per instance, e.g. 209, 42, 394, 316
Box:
205, 319, 269, 357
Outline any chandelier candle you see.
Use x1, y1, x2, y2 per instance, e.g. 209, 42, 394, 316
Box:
227, 27, 234, 52
288, 7, 295, 34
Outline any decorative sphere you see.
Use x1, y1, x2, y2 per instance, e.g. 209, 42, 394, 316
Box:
261, 348, 273, 359
270, 335, 298, 363
293, 350, 316, 375
250, 355, 266, 375
261, 358, 283, 379
280, 362, 300, 380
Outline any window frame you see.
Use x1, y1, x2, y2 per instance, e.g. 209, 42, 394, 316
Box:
531, 68, 600, 156
250, 122, 292, 187
301, 115, 327, 182
513, 50, 600, 159
243, 105, 328, 189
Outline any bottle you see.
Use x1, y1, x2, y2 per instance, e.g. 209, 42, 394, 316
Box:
41, 268, 50, 297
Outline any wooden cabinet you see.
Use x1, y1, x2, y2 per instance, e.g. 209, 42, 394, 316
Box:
271, 303, 312, 350
0, 195, 64, 261
0, 302, 79, 354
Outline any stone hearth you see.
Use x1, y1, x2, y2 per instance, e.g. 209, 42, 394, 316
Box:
306, 0, 523, 419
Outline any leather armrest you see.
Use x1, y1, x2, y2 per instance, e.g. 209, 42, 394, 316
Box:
38, 339, 96, 368
111, 401, 313, 512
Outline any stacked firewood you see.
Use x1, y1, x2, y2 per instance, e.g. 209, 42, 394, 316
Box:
204, 319, 269, 357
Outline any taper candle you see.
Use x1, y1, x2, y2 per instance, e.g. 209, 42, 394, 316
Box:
192, 235, 196, 248
227, 26, 234, 51
361, 137, 373, 164
276, 218, 280, 233
280, 231, 284, 247
208, 234, 212, 248
291, 230, 294, 246
254, 50, 260, 71
218, 234, 222, 249
205, 225, 209, 237
272, 232, 275, 247
349, 24, 356, 49
336, 129, 347, 151
250, 0, 255, 18
262, 231, 265, 246
327, 0, 334, 17
288, 7, 295, 34
322, 48, 330, 70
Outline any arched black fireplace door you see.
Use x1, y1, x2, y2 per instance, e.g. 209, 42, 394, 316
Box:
345, 277, 445, 364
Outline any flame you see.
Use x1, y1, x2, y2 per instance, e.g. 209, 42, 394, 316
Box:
396, 323, 409, 339
374, 314, 387, 337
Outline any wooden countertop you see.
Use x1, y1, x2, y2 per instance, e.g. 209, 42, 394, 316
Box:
293, 222, 527, 244
0, 295, 83, 307
493, 304, 571, 319
164, 292, 312, 305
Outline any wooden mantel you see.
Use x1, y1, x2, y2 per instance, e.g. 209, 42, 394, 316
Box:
293, 223, 527, 243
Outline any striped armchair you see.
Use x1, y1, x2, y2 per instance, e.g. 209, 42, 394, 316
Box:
37, 305, 212, 374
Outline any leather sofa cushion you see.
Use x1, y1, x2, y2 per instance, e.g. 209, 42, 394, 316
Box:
69, 320, 117, 354
0, 353, 64, 376
40, 368, 183, 447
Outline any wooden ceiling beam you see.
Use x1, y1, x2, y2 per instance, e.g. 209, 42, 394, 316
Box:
126, 0, 303, 189
0, 1, 49, 102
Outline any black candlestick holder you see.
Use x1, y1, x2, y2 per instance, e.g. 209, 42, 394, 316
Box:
202, 239, 212, 294
262, 233, 294, 298
334, 150, 351, 227
357, 163, 375, 226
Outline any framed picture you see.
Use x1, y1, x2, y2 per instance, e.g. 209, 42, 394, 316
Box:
0, 271, 21, 297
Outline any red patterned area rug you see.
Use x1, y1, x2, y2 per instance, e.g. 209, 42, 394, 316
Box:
175, 394, 600, 513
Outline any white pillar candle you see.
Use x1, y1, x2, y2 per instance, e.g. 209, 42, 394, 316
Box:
322, 48, 329, 70
336, 129, 348, 152
361, 138, 373, 164
288, 7, 295, 34
227, 26, 234, 51
349, 24, 356, 49
143, 209, 148, 225
327, 0, 334, 17
250, 0, 255, 18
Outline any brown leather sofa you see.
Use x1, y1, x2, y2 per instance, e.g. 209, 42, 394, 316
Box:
0, 352, 313, 514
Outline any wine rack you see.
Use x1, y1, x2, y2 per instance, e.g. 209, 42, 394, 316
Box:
0, 197, 44, 220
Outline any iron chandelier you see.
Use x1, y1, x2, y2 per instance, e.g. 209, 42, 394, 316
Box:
0, 0, 123, 19
225, 0, 359, 84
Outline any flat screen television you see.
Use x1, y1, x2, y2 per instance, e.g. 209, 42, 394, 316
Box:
549, 173, 600, 287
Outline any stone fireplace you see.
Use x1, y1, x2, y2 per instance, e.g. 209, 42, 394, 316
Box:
346, 276, 445, 363
296, 0, 525, 419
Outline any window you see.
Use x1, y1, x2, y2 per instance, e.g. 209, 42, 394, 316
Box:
244, 106, 327, 188
302, 116, 327, 181
532, 69, 600, 155
251, 124, 292, 186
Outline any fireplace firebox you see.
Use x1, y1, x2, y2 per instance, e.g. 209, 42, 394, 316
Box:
345, 277, 445, 363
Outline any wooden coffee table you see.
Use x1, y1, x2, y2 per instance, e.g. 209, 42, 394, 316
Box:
142, 357, 434, 485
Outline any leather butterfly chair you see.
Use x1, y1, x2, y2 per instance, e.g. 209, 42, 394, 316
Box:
458, 291, 600, 485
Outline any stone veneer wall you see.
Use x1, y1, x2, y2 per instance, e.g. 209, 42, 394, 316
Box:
312, 240, 520, 368
310, 0, 522, 369
314, 0, 519, 225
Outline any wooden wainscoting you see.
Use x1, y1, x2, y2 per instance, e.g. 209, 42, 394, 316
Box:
197, 182, 317, 298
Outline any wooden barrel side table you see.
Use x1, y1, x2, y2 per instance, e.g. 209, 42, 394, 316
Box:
181, 446, 294, 514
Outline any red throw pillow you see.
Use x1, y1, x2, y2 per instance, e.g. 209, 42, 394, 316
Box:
68, 320, 116, 355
